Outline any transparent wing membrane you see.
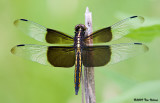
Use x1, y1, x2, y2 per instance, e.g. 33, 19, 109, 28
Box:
108, 43, 148, 65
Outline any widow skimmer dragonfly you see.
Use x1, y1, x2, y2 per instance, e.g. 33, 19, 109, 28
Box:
11, 16, 148, 95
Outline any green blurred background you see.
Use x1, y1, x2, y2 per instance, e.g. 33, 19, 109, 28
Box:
1, 0, 160, 103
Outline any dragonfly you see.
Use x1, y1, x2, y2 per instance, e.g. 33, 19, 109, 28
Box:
11, 16, 148, 95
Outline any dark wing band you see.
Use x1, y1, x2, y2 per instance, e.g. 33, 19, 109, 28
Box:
82, 46, 111, 67
11, 44, 75, 67
47, 46, 75, 67
14, 19, 74, 44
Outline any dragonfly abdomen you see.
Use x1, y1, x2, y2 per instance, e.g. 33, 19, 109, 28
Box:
74, 48, 82, 95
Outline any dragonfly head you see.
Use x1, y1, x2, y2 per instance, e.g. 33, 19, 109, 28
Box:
75, 24, 87, 32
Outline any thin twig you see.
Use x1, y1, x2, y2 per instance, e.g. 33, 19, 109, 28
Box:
83, 7, 96, 103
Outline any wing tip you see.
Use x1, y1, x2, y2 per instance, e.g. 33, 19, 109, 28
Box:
14, 19, 28, 26
11, 46, 16, 54
14, 19, 19, 26
11, 44, 25, 54
143, 44, 149, 52
134, 43, 149, 52
130, 16, 144, 23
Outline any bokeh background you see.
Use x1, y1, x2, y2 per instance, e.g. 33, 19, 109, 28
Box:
1, 0, 160, 103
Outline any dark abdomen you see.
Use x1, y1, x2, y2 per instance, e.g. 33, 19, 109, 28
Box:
74, 48, 82, 95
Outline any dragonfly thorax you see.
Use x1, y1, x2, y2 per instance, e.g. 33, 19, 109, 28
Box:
74, 24, 86, 48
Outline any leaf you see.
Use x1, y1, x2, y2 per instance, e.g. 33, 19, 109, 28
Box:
126, 25, 160, 42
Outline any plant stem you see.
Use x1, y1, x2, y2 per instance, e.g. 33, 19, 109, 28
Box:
83, 7, 96, 103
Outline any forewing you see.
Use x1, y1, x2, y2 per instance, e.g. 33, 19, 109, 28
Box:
82, 43, 148, 67
14, 19, 74, 44
11, 44, 75, 67
84, 16, 144, 43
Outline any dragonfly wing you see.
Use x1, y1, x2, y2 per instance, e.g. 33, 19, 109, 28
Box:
82, 43, 148, 67
84, 16, 144, 43
14, 19, 74, 44
11, 44, 75, 67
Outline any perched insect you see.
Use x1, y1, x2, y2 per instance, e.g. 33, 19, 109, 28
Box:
11, 16, 148, 95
